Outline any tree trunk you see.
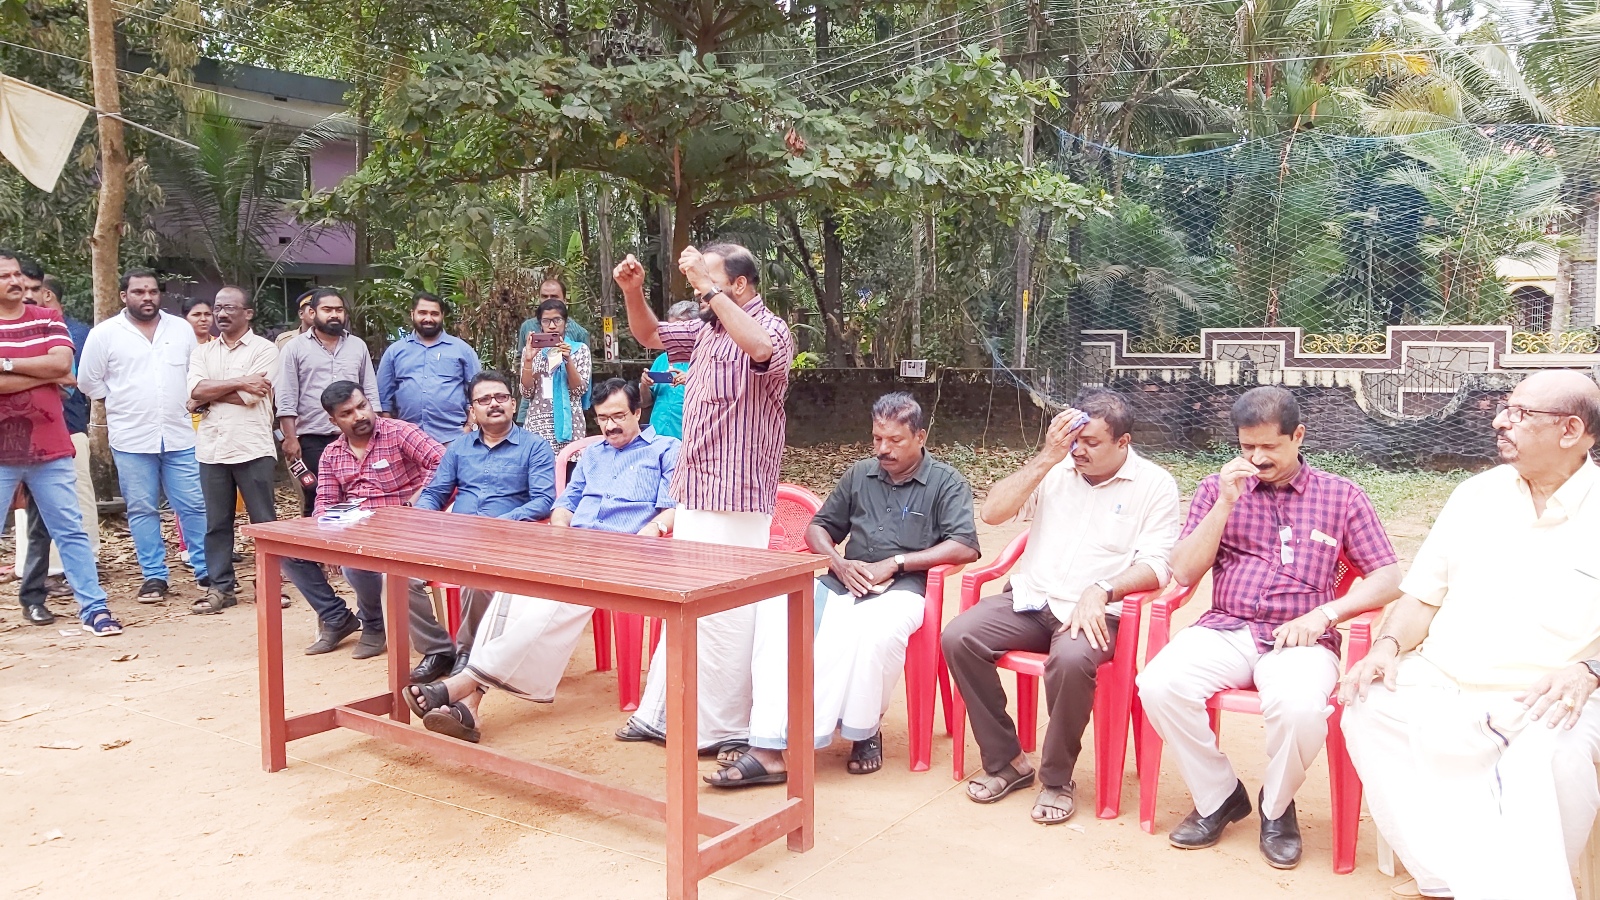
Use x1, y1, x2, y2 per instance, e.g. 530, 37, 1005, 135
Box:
1013, 0, 1040, 368
643, 196, 664, 315
671, 182, 694, 299
86, 0, 125, 500
1552, 237, 1574, 334
821, 209, 855, 366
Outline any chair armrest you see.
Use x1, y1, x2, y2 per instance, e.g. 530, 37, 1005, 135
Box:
957, 531, 1029, 614
1343, 609, 1382, 670
921, 563, 965, 635
1142, 579, 1200, 665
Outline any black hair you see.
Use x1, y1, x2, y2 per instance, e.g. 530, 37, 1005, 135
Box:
413, 290, 446, 313
591, 377, 639, 412
41, 274, 65, 302
18, 256, 43, 281
182, 296, 213, 315
536, 298, 569, 322
119, 267, 162, 292
871, 392, 927, 432
1074, 388, 1135, 439
701, 242, 760, 288
0, 248, 18, 267
319, 379, 364, 414
1231, 385, 1301, 436
309, 286, 345, 308
215, 285, 253, 309
539, 277, 568, 299
465, 369, 514, 406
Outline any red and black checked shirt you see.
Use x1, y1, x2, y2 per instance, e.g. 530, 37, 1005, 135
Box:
659, 295, 794, 515
1182, 460, 1397, 654
314, 416, 444, 516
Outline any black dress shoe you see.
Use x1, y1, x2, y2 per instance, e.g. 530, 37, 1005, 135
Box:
305, 616, 360, 655
410, 652, 456, 684
1259, 789, 1302, 869
1169, 780, 1253, 849
23, 604, 55, 626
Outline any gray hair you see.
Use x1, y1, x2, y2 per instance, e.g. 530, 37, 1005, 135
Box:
666, 300, 698, 322
871, 391, 927, 432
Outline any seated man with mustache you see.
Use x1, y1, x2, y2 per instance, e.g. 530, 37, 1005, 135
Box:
404, 378, 678, 743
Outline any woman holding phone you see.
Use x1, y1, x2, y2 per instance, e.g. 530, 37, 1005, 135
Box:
639, 299, 696, 439
519, 296, 591, 451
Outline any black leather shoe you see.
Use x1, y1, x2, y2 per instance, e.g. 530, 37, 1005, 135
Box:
23, 604, 55, 626
410, 652, 456, 684
1259, 789, 1302, 869
304, 616, 360, 655
1169, 780, 1252, 849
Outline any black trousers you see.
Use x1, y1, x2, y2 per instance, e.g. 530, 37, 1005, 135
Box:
200, 456, 279, 595
18, 494, 53, 609
296, 433, 337, 517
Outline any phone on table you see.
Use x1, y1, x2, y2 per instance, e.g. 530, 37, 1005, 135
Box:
321, 499, 363, 516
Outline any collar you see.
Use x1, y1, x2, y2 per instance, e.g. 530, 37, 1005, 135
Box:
1104, 448, 1142, 484
305, 328, 345, 351
1248, 456, 1314, 495
869, 450, 933, 485
115, 309, 178, 335
602, 426, 660, 452
404, 330, 457, 348
216, 330, 256, 351
1515, 457, 1599, 523
470, 424, 524, 448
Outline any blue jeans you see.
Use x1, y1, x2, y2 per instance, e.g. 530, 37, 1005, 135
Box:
112, 447, 208, 583
0, 457, 108, 622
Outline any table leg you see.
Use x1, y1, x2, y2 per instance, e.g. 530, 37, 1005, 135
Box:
257, 550, 287, 772
385, 572, 410, 724
665, 607, 699, 900
786, 584, 815, 852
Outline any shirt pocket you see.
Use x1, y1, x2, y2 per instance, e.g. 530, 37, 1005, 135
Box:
1091, 511, 1140, 553
365, 458, 409, 495
1289, 528, 1341, 591
696, 354, 746, 408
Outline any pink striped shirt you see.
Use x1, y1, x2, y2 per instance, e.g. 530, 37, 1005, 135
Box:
660, 295, 794, 514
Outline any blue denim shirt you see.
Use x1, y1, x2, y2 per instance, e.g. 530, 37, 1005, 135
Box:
62, 315, 90, 435
558, 427, 679, 534
414, 425, 556, 521
376, 331, 482, 443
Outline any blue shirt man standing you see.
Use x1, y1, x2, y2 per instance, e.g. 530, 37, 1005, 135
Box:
378, 291, 481, 444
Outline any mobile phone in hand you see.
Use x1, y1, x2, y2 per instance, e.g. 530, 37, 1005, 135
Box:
525, 331, 562, 350
642, 369, 676, 386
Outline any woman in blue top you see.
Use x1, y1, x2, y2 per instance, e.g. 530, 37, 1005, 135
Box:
519, 297, 591, 452
640, 300, 696, 439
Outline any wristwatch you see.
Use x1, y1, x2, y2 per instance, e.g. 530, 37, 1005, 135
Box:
1319, 604, 1339, 626
1, 358, 12, 373
1583, 659, 1600, 688
894, 554, 906, 574
1094, 579, 1115, 599
699, 286, 724, 304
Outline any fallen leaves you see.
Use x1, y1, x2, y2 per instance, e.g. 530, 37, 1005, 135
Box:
101, 739, 131, 751
38, 740, 82, 750
111, 653, 139, 662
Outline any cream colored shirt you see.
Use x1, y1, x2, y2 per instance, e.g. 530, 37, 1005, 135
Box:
1405, 460, 1600, 691
188, 332, 280, 465
1008, 449, 1182, 622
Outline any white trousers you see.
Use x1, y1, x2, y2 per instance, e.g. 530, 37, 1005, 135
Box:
1136, 624, 1340, 818
748, 578, 923, 750
464, 592, 594, 702
633, 509, 771, 749
1345, 655, 1600, 900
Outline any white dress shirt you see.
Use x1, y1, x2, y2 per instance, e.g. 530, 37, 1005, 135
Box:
79, 310, 199, 453
1007, 449, 1182, 621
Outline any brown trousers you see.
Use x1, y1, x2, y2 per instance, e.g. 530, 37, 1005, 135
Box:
941, 590, 1118, 788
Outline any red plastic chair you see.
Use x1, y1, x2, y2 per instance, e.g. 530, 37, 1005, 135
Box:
1135, 556, 1377, 874
948, 529, 1196, 820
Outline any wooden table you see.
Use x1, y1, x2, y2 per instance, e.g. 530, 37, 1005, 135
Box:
245, 507, 819, 899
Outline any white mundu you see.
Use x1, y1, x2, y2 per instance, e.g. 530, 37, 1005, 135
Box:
1346, 461, 1600, 900
631, 508, 772, 748
463, 592, 595, 701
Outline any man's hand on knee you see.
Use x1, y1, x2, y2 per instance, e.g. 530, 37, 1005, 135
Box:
1518, 664, 1599, 731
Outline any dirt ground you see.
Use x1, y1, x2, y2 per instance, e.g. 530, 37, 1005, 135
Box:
0, 488, 1447, 899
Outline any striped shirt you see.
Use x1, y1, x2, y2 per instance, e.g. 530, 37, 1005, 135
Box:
659, 295, 794, 514
556, 427, 678, 533
0, 306, 75, 465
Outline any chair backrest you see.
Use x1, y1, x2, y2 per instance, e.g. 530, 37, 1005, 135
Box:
553, 435, 605, 494
1334, 553, 1362, 599
771, 483, 823, 552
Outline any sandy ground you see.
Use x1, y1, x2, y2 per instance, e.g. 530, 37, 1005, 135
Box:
0, 496, 1443, 899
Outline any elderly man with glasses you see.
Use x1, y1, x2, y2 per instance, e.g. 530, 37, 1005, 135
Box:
1341, 371, 1600, 900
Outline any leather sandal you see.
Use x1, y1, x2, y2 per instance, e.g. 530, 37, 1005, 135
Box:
704, 751, 787, 789
966, 762, 1036, 804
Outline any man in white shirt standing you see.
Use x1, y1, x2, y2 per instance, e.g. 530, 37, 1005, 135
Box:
79, 268, 208, 601
943, 389, 1182, 824
187, 286, 279, 615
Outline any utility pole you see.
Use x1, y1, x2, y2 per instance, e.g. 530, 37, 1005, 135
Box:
85, 0, 125, 499
1013, 0, 1041, 369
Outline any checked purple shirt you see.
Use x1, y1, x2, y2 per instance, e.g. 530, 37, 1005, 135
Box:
1182, 460, 1397, 655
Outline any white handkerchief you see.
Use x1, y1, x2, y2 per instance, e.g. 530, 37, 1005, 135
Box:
371, 458, 390, 470
1310, 529, 1338, 547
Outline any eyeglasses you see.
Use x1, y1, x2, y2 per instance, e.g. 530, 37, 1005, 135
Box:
472, 392, 512, 406
212, 304, 244, 313
539, 317, 565, 326
1494, 402, 1573, 425
595, 412, 633, 425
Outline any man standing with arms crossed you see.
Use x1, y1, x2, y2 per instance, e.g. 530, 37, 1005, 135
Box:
0, 250, 117, 635
611, 242, 795, 753
187, 286, 279, 615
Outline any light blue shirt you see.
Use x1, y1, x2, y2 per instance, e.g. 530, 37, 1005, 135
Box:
558, 427, 679, 533
646, 353, 689, 439
377, 331, 482, 443
415, 424, 556, 521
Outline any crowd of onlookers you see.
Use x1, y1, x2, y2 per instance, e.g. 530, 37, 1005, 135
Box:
5, 238, 1600, 899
